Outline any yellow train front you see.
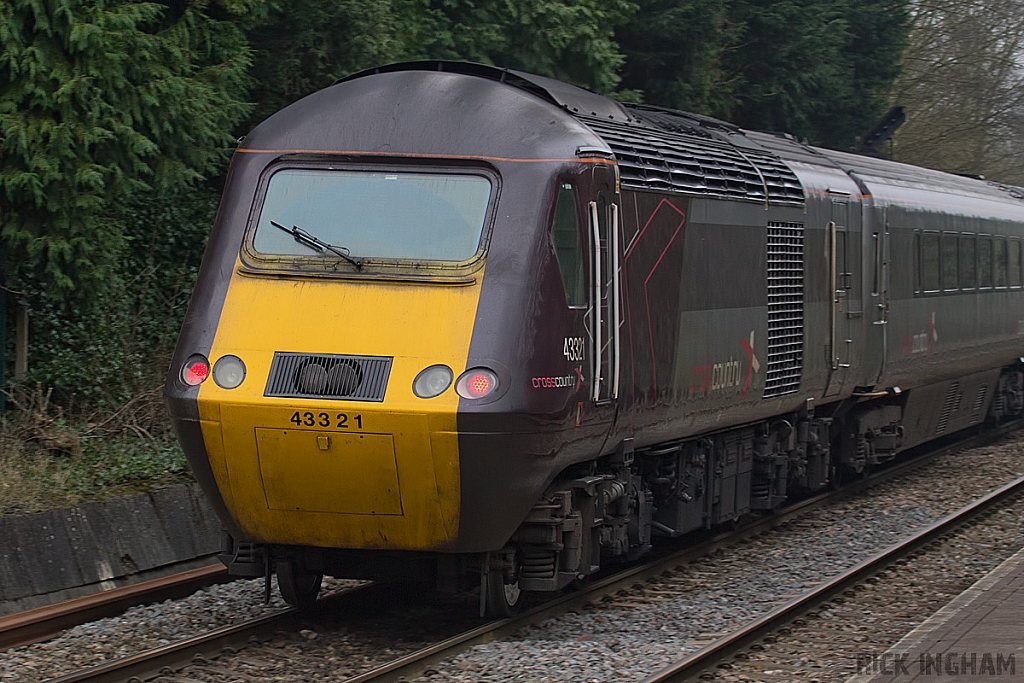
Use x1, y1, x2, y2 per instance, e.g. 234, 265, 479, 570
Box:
164, 63, 622, 613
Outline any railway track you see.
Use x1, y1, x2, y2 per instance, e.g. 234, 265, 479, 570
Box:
26, 420, 1021, 683
0, 563, 227, 652
638, 472, 1024, 682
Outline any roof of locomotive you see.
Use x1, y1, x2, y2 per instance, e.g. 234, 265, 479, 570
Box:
249, 60, 1024, 216
241, 63, 610, 163
337, 62, 806, 206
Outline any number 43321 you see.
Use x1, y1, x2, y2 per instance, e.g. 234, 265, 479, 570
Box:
290, 411, 363, 429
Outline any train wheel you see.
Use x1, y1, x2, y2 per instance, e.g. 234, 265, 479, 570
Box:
485, 552, 523, 618
276, 560, 322, 609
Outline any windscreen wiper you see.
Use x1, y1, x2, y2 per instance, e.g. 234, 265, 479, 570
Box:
270, 220, 364, 270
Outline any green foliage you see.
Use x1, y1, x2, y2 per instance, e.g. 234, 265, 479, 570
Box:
616, 0, 737, 115
618, 0, 911, 150
816, 0, 909, 149
77, 434, 189, 491
724, 0, 910, 148
0, 428, 191, 514
242, 0, 636, 130
18, 185, 218, 406
0, 383, 191, 514
244, 0, 408, 126
411, 0, 636, 93
0, 0, 257, 296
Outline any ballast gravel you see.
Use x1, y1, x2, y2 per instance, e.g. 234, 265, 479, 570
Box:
1, 433, 1023, 682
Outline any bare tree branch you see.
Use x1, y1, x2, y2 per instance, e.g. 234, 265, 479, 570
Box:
890, 0, 1024, 183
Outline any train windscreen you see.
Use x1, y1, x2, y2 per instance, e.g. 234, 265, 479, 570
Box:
253, 170, 491, 262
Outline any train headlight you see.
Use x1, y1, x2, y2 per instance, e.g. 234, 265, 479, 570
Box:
213, 355, 247, 389
413, 365, 454, 398
181, 354, 210, 386
455, 368, 499, 399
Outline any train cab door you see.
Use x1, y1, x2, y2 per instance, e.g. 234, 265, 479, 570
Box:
824, 199, 853, 397
587, 163, 622, 409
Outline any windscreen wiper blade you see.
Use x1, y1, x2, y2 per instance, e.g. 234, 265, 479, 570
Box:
270, 220, 364, 270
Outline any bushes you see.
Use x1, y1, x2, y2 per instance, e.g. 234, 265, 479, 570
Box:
0, 185, 215, 513
15, 185, 219, 409
0, 384, 190, 514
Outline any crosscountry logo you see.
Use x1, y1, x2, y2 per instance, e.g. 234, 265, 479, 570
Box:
741, 331, 760, 397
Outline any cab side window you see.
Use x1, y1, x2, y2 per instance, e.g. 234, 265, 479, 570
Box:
550, 184, 586, 307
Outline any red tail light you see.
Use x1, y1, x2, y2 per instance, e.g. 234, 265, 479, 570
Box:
455, 368, 499, 399
467, 373, 491, 395
181, 354, 210, 386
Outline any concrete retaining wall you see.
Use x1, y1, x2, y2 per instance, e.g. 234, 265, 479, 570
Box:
0, 483, 221, 615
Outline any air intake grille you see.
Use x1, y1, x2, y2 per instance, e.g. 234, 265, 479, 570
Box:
764, 222, 804, 398
578, 116, 805, 206
936, 382, 961, 434
265, 353, 392, 402
971, 386, 988, 422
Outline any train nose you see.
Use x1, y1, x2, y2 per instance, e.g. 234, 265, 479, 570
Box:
194, 347, 465, 551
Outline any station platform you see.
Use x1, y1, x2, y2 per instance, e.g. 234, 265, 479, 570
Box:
848, 547, 1024, 682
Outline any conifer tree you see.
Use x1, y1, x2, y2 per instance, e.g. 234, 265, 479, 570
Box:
0, 0, 259, 295
617, 0, 911, 150
242, 0, 636, 130
410, 0, 635, 93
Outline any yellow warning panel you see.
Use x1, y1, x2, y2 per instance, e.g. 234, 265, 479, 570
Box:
255, 428, 403, 515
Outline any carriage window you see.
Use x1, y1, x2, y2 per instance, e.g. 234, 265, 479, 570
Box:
941, 232, 958, 291
253, 170, 491, 262
1012, 239, 1023, 288
959, 234, 976, 289
978, 237, 993, 287
920, 232, 940, 293
994, 237, 1008, 287
550, 183, 586, 307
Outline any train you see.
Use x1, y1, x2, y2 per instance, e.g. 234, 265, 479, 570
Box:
165, 61, 1024, 616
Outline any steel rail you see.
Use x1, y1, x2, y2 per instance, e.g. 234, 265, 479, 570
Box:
0, 562, 227, 652
336, 421, 1023, 683
38, 420, 1021, 683
639, 474, 1024, 682
41, 582, 390, 683
44, 609, 295, 683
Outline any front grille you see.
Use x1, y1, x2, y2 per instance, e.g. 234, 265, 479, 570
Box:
264, 352, 392, 401
764, 222, 804, 398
